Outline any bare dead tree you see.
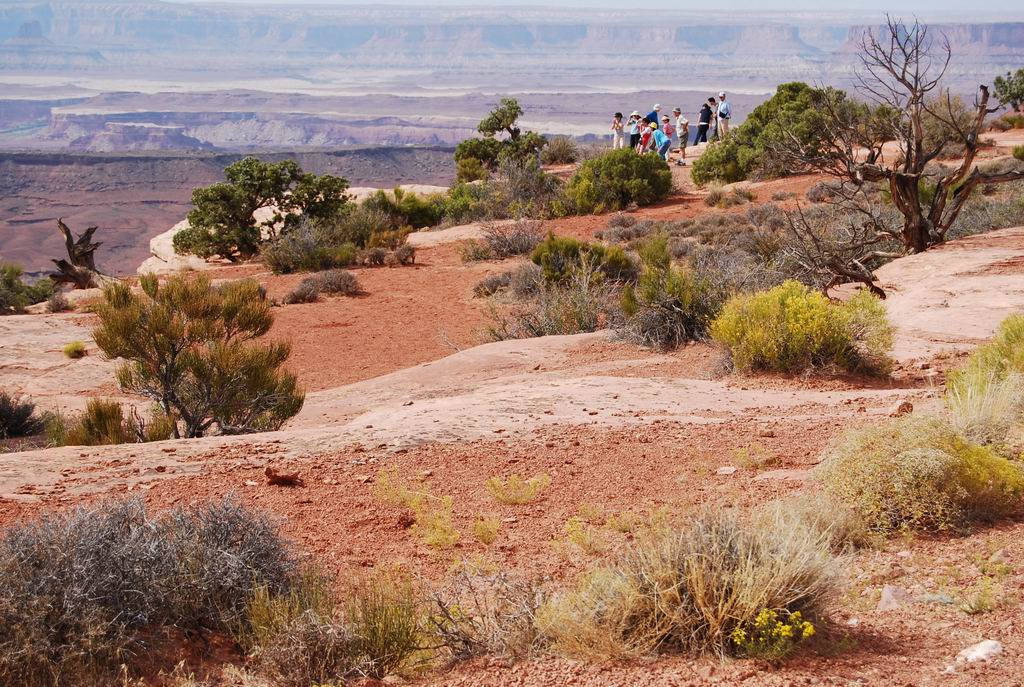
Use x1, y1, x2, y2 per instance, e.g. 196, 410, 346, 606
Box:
770, 17, 1024, 293
50, 218, 114, 289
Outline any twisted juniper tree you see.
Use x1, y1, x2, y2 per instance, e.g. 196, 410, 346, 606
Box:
770, 17, 1024, 295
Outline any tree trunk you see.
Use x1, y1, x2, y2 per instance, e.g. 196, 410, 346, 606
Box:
50, 219, 115, 289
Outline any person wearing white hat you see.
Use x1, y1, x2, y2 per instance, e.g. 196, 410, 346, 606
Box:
627, 111, 642, 149
717, 92, 731, 139
645, 104, 662, 130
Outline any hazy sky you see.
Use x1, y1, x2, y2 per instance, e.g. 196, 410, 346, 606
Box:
185, 0, 1024, 14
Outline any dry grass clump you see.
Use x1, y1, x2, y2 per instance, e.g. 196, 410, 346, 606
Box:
0, 390, 43, 439
486, 267, 614, 341
485, 473, 551, 505
245, 570, 420, 685
538, 508, 837, 660
816, 415, 1024, 534
540, 136, 580, 165
48, 398, 175, 447
485, 220, 545, 258
0, 497, 296, 686
711, 281, 893, 375
462, 221, 546, 263
373, 466, 460, 549
429, 566, 545, 661
471, 516, 501, 546
946, 314, 1024, 451
63, 340, 87, 359
704, 186, 755, 208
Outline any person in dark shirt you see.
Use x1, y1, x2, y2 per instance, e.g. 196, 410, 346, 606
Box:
695, 98, 715, 144
646, 104, 662, 130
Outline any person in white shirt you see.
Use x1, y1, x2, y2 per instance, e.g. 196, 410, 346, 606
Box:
717, 92, 732, 139
611, 112, 625, 149
672, 107, 689, 166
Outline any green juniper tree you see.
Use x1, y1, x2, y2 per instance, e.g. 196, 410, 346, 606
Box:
92, 274, 303, 438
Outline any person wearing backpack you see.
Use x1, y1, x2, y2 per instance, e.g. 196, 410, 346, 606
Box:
696, 98, 714, 144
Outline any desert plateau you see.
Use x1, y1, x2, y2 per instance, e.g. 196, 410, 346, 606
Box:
1, 6, 1024, 687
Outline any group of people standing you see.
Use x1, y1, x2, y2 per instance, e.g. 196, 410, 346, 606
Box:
609, 92, 731, 166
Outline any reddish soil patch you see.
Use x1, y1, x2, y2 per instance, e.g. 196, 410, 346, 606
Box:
260, 244, 496, 391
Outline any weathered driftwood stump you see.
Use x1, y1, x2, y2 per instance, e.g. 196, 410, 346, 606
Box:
50, 219, 114, 289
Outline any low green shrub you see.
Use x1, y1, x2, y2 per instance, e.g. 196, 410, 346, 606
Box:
456, 156, 489, 183
531, 234, 635, 284
816, 415, 1024, 534
561, 149, 672, 214
0, 497, 296, 686
0, 263, 53, 315
0, 390, 43, 439
538, 507, 837, 659
1014, 145, 1024, 161
620, 236, 720, 349
710, 281, 893, 374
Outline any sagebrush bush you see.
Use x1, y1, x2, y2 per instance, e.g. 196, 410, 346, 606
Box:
483, 220, 545, 258
531, 234, 635, 284
313, 269, 360, 296
46, 291, 71, 313
284, 278, 321, 304
620, 236, 721, 349
538, 507, 837, 659
430, 566, 544, 660
262, 219, 358, 274
0, 497, 296, 686
486, 268, 613, 341
561, 148, 672, 214
1014, 145, 1024, 161
805, 181, 839, 203
0, 390, 43, 439
474, 273, 510, 298
459, 240, 494, 263
816, 415, 1024, 534
540, 137, 580, 165
711, 281, 893, 374
508, 262, 545, 299
704, 186, 754, 208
